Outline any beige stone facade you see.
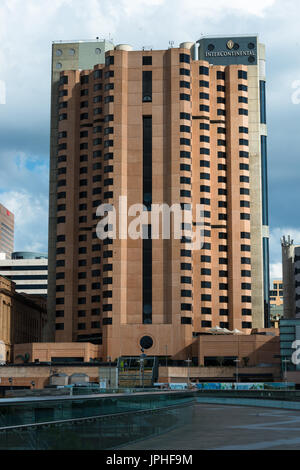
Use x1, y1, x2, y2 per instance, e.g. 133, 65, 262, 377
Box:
0, 276, 47, 361
48, 38, 268, 361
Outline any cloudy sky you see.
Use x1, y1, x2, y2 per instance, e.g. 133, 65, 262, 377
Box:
0, 0, 299, 278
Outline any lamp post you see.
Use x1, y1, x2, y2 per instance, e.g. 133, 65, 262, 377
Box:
282, 358, 290, 389
107, 356, 112, 390
185, 358, 192, 388
234, 359, 240, 386
8, 377, 12, 391
140, 349, 147, 390
31, 380, 35, 390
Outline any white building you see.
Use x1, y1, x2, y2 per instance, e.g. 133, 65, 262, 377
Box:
0, 252, 48, 297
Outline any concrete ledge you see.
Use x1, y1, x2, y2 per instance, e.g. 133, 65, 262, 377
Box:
197, 396, 300, 410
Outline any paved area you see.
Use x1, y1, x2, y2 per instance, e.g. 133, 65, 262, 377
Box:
122, 403, 300, 450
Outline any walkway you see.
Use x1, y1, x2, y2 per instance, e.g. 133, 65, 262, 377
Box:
122, 403, 300, 450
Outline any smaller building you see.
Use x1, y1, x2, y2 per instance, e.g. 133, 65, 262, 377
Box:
0, 276, 47, 361
0, 252, 48, 297
0, 203, 14, 254
281, 235, 300, 318
270, 280, 284, 327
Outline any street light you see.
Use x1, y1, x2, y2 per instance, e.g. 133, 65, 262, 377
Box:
282, 358, 290, 389
185, 358, 192, 388
234, 359, 240, 385
107, 356, 112, 390
31, 380, 35, 390
140, 349, 147, 390
8, 377, 13, 391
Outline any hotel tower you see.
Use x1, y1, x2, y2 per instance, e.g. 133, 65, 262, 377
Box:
47, 36, 269, 360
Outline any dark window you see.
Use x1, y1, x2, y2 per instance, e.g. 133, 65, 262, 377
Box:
143, 71, 152, 102
143, 56, 152, 65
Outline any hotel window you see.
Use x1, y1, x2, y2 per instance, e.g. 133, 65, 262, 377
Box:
104, 96, 114, 103
105, 55, 114, 66
56, 323, 64, 330
94, 84, 102, 92
240, 163, 249, 171
242, 309, 252, 316
180, 112, 191, 120
105, 70, 114, 78
238, 84, 248, 92
180, 176, 191, 184
217, 109, 226, 116
240, 175, 250, 183
201, 268, 211, 275
180, 151, 191, 159
180, 80, 190, 89
239, 109, 248, 116
199, 80, 209, 88
241, 245, 251, 252
143, 56, 152, 65
200, 161, 210, 168
200, 92, 209, 100
179, 53, 190, 64
217, 71, 225, 80
238, 70, 247, 80
200, 135, 210, 143
180, 125, 191, 133
181, 317, 192, 324
219, 271, 228, 277
81, 75, 89, 84
199, 65, 209, 75
241, 257, 251, 265
220, 309, 229, 316
217, 97, 226, 104
200, 104, 209, 112
239, 96, 248, 104
200, 198, 210, 205
94, 69, 102, 79
200, 123, 210, 130
217, 85, 225, 92
242, 270, 251, 277
181, 290, 192, 297
180, 68, 190, 76
240, 201, 250, 208
202, 321, 212, 327
143, 71, 152, 102
180, 93, 190, 101
181, 304, 192, 311
241, 213, 250, 220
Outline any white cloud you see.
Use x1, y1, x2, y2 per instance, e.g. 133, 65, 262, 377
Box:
0, 190, 48, 253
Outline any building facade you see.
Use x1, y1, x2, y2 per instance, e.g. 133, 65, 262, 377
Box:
0, 203, 14, 254
0, 252, 48, 297
281, 235, 300, 319
0, 275, 47, 362
270, 279, 284, 327
48, 36, 269, 361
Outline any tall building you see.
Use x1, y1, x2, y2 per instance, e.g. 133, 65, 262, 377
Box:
47, 39, 115, 342
0, 203, 14, 254
48, 36, 269, 360
0, 252, 48, 297
281, 235, 300, 319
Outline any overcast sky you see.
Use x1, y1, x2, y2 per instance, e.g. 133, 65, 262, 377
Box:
0, 0, 299, 280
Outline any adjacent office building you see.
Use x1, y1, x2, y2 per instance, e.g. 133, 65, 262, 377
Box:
281, 235, 300, 319
0, 203, 14, 254
270, 279, 284, 327
0, 252, 48, 297
48, 36, 269, 360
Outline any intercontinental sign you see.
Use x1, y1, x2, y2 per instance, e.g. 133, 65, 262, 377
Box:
205, 50, 255, 58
